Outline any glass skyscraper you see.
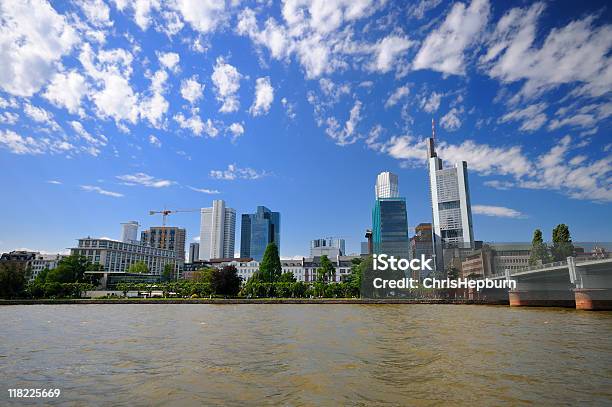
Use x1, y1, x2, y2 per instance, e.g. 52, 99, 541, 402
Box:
372, 197, 411, 260
240, 206, 280, 261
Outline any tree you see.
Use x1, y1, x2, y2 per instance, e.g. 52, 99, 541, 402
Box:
0, 262, 26, 299
552, 224, 574, 261
316, 255, 335, 283
346, 257, 363, 297
162, 264, 174, 282
215, 265, 242, 296
128, 261, 149, 274
46, 254, 101, 283
278, 272, 296, 283
529, 229, 550, 265
258, 242, 282, 283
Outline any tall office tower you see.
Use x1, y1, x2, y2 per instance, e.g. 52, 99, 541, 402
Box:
372, 172, 410, 259
199, 200, 236, 260
427, 132, 474, 273
140, 227, 186, 262
188, 242, 200, 263
310, 238, 345, 257
240, 206, 281, 261
375, 171, 399, 199
121, 221, 139, 243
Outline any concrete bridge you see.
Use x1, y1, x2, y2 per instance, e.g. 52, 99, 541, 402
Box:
482, 255, 612, 310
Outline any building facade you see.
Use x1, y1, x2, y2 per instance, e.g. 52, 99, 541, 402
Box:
121, 221, 139, 243
29, 253, 66, 281
310, 238, 345, 257
240, 206, 280, 261
375, 171, 399, 199
70, 238, 179, 275
188, 242, 200, 263
488, 243, 531, 275
199, 200, 236, 260
372, 197, 411, 260
140, 227, 186, 262
427, 136, 474, 272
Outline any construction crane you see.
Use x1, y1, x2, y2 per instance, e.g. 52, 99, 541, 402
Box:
148, 208, 199, 226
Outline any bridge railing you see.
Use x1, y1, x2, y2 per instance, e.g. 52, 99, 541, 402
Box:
483, 253, 611, 279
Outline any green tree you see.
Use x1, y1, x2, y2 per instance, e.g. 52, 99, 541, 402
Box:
215, 265, 242, 296
316, 255, 335, 283
161, 264, 174, 282
127, 261, 149, 274
278, 272, 296, 283
0, 262, 26, 299
257, 242, 282, 283
47, 255, 102, 283
346, 257, 363, 296
552, 224, 574, 261
529, 229, 550, 265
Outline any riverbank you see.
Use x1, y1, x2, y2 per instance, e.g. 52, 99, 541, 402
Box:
0, 298, 509, 305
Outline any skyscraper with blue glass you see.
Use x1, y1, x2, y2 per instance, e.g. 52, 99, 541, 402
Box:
240, 206, 280, 261
372, 172, 411, 260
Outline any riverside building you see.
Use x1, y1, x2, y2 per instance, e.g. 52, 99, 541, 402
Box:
310, 238, 345, 257
199, 200, 236, 261
140, 226, 186, 263
70, 238, 179, 275
372, 172, 411, 260
240, 206, 280, 261
427, 130, 474, 273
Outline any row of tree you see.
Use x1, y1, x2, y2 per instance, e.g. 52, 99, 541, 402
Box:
529, 224, 575, 265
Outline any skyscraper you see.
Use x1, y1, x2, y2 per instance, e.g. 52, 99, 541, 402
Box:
375, 171, 399, 198
121, 221, 139, 243
199, 200, 236, 260
372, 172, 410, 259
188, 242, 199, 263
140, 227, 186, 262
240, 206, 280, 261
427, 132, 474, 272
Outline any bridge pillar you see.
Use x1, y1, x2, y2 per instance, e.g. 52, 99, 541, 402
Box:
569, 257, 612, 310
508, 289, 575, 307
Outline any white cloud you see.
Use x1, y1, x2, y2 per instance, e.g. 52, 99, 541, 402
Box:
112, 0, 160, 30
325, 100, 362, 146
188, 186, 220, 194
81, 185, 123, 197
23, 104, 60, 130
157, 51, 180, 71
421, 91, 442, 113
385, 86, 409, 108
547, 102, 611, 131
140, 69, 169, 128
69, 120, 106, 156
78, 0, 113, 27
149, 134, 161, 147
180, 76, 204, 104
211, 57, 241, 113
43, 70, 89, 115
249, 77, 274, 116
0, 129, 73, 155
413, 0, 490, 75
370, 35, 415, 73
500, 103, 547, 131
174, 109, 204, 135
0, 0, 78, 97
237, 8, 293, 60
47, 180, 62, 185
0, 112, 19, 125
440, 107, 462, 131
480, 3, 612, 100
171, 0, 227, 33
228, 122, 244, 139
281, 97, 296, 119
116, 172, 173, 188
210, 164, 269, 180
473, 205, 526, 218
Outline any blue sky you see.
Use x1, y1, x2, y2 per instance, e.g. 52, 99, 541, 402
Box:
0, 0, 610, 258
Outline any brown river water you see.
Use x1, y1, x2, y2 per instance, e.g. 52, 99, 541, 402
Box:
1, 304, 611, 406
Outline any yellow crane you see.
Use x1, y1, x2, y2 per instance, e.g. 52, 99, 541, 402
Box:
148, 208, 199, 226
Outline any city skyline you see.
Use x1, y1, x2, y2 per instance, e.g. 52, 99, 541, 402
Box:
0, 0, 611, 258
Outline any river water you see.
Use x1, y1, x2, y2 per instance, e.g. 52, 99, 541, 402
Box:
1, 304, 611, 406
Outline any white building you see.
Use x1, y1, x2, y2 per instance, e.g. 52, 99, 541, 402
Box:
29, 253, 66, 281
121, 221, 139, 243
199, 200, 236, 260
375, 171, 399, 199
207, 256, 359, 283
310, 238, 345, 257
427, 135, 474, 272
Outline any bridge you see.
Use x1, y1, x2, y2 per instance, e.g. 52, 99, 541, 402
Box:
481, 255, 612, 310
